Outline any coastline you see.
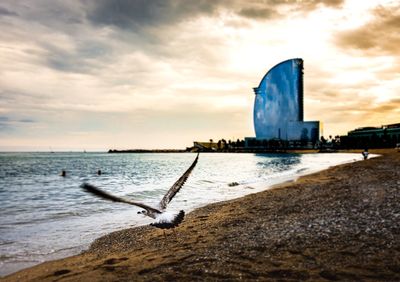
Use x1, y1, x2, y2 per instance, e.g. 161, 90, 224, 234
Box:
3, 149, 400, 281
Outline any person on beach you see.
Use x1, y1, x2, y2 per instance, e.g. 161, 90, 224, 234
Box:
362, 149, 369, 160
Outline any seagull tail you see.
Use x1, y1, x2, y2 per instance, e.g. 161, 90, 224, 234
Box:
172, 210, 185, 227
150, 210, 185, 229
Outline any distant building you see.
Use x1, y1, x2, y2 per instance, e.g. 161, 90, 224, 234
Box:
249, 58, 321, 146
340, 123, 400, 148
347, 123, 400, 138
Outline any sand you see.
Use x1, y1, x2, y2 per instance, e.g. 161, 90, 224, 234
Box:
3, 149, 400, 281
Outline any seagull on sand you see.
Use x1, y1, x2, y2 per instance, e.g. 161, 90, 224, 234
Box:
81, 153, 199, 230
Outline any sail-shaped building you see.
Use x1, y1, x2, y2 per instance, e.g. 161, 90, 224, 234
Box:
251, 58, 321, 143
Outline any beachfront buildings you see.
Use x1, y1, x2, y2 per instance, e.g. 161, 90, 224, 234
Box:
340, 123, 400, 149
246, 58, 322, 147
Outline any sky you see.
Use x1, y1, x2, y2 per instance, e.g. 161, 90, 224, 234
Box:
0, 0, 399, 151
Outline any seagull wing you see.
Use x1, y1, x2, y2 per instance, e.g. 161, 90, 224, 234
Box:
81, 183, 161, 214
158, 153, 199, 210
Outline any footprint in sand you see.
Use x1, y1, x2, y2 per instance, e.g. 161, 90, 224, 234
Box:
53, 269, 71, 276
103, 257, 129, 265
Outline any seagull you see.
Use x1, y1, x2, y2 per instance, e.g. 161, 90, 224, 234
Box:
81, 153, 199, 230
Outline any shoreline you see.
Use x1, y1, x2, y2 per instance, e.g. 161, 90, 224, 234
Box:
3, 149, 400, 281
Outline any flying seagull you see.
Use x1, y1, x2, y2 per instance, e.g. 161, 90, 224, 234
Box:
81, 153, 199, 229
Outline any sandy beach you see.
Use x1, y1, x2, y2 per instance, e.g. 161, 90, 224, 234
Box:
3, 149, 400, 281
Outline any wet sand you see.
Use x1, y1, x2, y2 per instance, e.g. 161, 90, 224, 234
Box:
3, 149, 400, 281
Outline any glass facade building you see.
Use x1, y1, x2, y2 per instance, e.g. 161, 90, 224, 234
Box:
252, 58, 321, 142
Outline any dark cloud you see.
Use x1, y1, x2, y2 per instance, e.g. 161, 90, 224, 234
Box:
85, 0, 223, 29
1, 0, 347, 36
238, 7, 277, 20
372, 98, 400, 113
296, 0, 344, 11
85, 0, 345, 29
42, 41, 112, 73
0, 1, 85, 39
0, 116, 35, 132
336, 4, 400, 55
0, 6, 18, 17
0, 116, 36, 124
18, 118, 35, 123
239, 0, 345, 18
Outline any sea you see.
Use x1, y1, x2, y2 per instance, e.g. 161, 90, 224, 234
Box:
0, 152, 364, 276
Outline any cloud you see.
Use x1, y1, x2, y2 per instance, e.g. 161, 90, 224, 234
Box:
0, 1, 84, 33
372, 98, 400, 113
85, 0, 345, 29
0, 0, 349, 76
296, 0, 344, 11
237, 7, 278, 20
237, 0, 345, 17
336, 4, 400, 55
308, 92, 400, 134
0, 115, 36, 133
18, 118, 35, 123
85, 0, 223, 30
0, 6, 18, 17
42, 40, 113, 73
